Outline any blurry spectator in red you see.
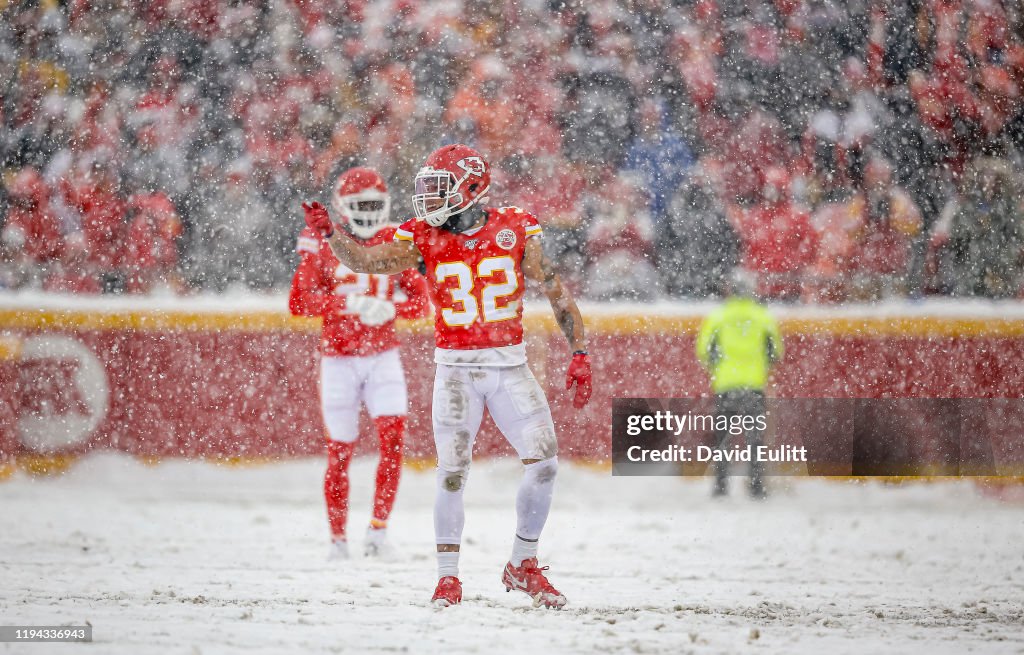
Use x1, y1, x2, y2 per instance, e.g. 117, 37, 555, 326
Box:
43, 233, 101, 295
133, 57, 197, 151
931, 157, 1023, 298
717, 83, 790, 205
364, 63, 420, 177
584, 173, 661, 301
1, 168, 64, 287
312, 121, 362, 188
493, 152, 584, 231
66, 164, 127, 290
803, 165, 861, 303
122, 192, 183, 294
529, 158, 592, 295
964, 0, 1012, 66
445, 57, 518, 161
976, 65, 1021, 140
849, 156, 923, 300
907, 68, 981, 176
670, 24, 719, 116
75, 83, 125, 169
246, 101, 312, 189
731, 167, 817, 302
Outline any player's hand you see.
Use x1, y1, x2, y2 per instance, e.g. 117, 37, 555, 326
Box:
302, 201, 334, 238
565, 352, 592, 409
347, 294, 396, 327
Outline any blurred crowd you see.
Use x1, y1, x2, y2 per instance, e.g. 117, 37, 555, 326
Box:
1, 0, 1023, 301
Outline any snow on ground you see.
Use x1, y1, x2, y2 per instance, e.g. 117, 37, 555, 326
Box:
1, 454, 1022, 655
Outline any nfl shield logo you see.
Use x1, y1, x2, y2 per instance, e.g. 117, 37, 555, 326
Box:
465, 239, 478, 250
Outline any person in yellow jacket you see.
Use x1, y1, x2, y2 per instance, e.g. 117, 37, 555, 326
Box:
696, 272, 783, 498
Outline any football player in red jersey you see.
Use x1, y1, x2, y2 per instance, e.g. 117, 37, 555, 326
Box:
289, 167, 429, 560
301, 144, 592, 609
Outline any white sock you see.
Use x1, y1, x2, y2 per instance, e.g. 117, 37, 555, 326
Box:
434, 468, 468, 546
437, 551, 459, 579
510, 535, 539, 567
514, 457, 558, 560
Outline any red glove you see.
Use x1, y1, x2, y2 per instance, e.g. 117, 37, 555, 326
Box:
302, 201, 334, 238
565, 352, 592, 409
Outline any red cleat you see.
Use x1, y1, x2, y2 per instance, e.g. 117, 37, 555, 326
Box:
501, 558, 567, 608
431, 576, 462, 607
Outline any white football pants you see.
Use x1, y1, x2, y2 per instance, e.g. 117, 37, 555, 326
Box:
320, 349, 408, 443
432, 363, 558, 546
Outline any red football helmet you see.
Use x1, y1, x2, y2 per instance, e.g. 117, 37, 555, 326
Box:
412, 144, 491, 227
332, 167, 391, 239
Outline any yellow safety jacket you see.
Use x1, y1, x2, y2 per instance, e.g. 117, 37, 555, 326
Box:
696, 297, 783, 393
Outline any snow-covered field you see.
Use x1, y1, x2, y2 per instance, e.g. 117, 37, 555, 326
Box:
1, 454, 1022, 654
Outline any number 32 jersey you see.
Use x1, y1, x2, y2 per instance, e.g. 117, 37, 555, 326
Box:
394, 207, 543, 366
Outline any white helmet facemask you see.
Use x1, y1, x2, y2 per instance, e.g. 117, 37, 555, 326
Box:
412, 166, 489, 227
334, 188, 390, 239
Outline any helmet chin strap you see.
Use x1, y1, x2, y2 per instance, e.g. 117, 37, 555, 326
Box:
439, 206, 486, 234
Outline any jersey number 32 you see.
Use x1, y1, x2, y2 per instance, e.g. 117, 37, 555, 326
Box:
435, 256, 518, 327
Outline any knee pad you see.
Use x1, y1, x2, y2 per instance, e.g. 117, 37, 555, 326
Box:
437, 467, 469, 493
525, 456, 558, 485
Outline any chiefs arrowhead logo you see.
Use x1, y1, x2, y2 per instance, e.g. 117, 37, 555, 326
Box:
496, 229, 516, 250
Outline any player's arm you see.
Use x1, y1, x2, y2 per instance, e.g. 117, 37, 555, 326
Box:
288, 232, 335, 317
288, 252, 328, 317
326, 231, 420, 275
523, 237, 586, 351
523, 237, 591, 408
302, 201, 420, 274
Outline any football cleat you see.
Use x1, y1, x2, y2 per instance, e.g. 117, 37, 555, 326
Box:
328, 539, 350, 561
363, 527, 397, 559
502, 558, 567, 609
431, 576, 462, 608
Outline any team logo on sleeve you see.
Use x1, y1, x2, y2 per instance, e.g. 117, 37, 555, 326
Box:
496, 229, 517, 250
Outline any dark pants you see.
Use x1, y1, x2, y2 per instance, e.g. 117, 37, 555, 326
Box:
713, 389, 766, 497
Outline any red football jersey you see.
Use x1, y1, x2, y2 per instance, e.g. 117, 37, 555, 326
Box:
394, 207, 543, 352
289, 226, 429, 357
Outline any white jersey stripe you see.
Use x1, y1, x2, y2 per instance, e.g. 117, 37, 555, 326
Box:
297, 236, 320, 254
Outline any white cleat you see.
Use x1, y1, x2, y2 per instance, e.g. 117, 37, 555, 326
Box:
328, 539, 350, 561
363, 527, 397, 559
